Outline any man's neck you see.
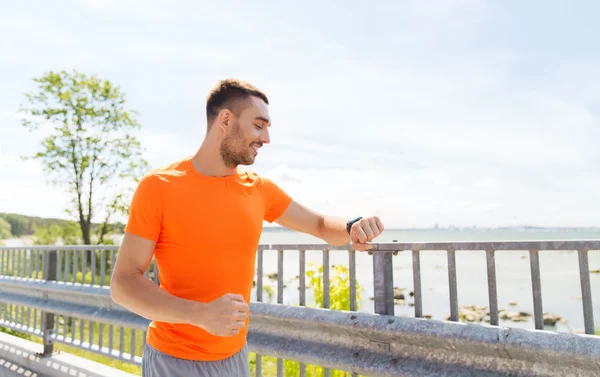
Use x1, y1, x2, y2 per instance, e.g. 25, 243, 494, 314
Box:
190, 141, 237, 177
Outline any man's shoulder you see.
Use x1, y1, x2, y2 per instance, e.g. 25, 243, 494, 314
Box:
238, 169, 272, 186
138, 158, 191, 187
239, 170, 289, 197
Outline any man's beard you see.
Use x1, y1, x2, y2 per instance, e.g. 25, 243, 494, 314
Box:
219, 122, 260, 168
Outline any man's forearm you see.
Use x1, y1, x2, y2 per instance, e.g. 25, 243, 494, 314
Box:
318, 215, 352, 246
110, 274, 201, 324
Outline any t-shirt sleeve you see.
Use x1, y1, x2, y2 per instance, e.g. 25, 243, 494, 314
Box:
124, 174, 163, 242
262, 177, 293, 223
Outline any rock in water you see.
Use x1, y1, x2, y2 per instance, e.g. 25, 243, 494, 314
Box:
543, 313, 563, 326
393, 287, 406, 300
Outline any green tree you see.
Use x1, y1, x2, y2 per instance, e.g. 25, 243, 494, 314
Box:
0, 218, 11, 240
32, 222, 83, 245
60, 221, 84, 245
32, 224, 62, 245
19, 69, 148, 245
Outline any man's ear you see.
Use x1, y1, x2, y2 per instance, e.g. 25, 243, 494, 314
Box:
217, 109, 232, 134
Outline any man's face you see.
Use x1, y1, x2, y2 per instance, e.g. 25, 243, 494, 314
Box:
219, 96, 271, 168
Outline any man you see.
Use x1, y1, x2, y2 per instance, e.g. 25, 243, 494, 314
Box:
110, 79, 385, 377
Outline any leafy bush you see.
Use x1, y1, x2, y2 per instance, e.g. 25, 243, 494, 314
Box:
306, 263, 363, 311
277, 263, 364, 377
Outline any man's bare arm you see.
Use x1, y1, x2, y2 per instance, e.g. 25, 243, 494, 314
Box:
110, 232, 248, 336
110, 232, 198, 323
273, 201, 349, 246
275, 200, 384, 250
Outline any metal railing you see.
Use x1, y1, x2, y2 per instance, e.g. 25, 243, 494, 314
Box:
0, 240, 598, 377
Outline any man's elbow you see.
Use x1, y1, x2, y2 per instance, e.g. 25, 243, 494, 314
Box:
315, 215, 329, 241
109, 274, 126, 305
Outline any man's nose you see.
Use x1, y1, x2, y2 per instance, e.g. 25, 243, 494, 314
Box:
260, 128, 270, 144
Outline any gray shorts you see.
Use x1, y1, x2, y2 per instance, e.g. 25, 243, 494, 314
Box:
142, 343, 250, 377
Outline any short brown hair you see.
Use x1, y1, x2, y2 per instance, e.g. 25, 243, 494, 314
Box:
205, 79, 269, 127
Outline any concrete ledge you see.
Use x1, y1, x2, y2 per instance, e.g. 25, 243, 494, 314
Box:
0, 332, 138, 377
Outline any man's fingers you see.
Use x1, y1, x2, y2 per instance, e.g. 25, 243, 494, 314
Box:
350, 216, 384, 252
353, 226, 368, 243
363, 222, 375, 241
227, 294, 249, 311
229, 293, 246, 302
351, 242, 373, 252
369, 217, 381, 236
233, 319, 246, 328
374, 216, 384, 234
233, 301, 249, 313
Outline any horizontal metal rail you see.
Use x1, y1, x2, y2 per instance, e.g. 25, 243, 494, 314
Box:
248, 303, 600, 377
0, 277, 148, 330
1, 239, 598, 251
259, 240, 600, 251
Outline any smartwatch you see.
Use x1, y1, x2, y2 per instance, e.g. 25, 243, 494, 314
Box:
346, 217, 363, 235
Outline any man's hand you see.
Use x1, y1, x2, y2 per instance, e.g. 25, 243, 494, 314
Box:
350, 216, 385, 251
193, 293, 250, 337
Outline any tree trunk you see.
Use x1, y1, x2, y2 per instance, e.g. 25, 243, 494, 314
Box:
81, 220, 91, 245
80, 220, 93, 264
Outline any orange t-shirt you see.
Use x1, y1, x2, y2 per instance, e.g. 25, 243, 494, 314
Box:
124, 157, 292, 361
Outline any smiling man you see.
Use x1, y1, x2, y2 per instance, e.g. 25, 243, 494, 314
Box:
110, 79, 385, 377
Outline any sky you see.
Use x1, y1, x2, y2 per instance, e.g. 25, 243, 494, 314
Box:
0, 0, 599, 229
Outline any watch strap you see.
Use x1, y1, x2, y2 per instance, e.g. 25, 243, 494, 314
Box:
346, 217, 363, 235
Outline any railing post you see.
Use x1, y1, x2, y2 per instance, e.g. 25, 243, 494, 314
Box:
41, 249, 57, 357
529, 249, 544, 330
578, 250, 595, 334
373, 252, 394, 315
